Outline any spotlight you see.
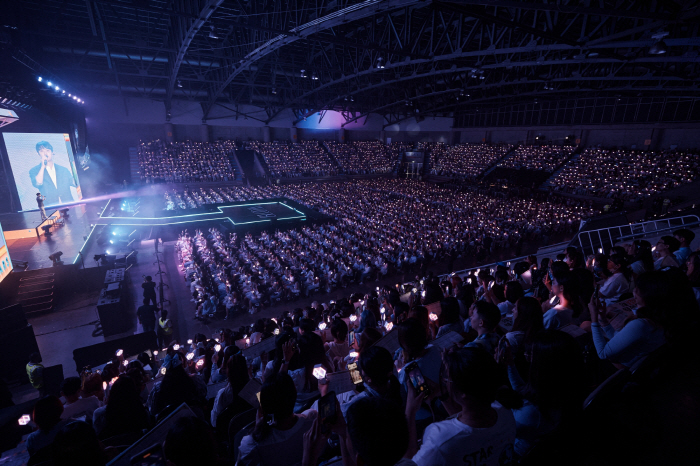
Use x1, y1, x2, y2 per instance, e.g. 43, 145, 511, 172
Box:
68, 94, 71, 97
177, 80, 183, 88
38, 77, 42, 82
47, 81, 52, 86
300, 69, 306, 78
112, 231, 117, 235
48, 251, 63, 264
62, 90, 65, 94
109, 240, 114, 244
55, 85, 59, 90
73, 96, 77, 100
648, 40, 667, 55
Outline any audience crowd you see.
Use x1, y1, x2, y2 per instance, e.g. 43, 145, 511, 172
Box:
138, 140, 236, 183
497, 145, 575, 173
431, 143, 513, 179
19, 228, 699, 465
247, 141, 337, 178
325, 141, 396, 174
548, 148, 700, 201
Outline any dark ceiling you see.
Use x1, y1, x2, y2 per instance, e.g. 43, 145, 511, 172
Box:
3, 0, 700, 127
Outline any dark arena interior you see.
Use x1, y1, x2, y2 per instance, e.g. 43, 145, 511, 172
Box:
1, 1, 700, 465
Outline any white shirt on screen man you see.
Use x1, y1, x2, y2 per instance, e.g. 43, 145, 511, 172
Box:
45, 163, 58, 189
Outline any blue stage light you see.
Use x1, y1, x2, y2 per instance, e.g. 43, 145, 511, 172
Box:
38, 77, 42, 82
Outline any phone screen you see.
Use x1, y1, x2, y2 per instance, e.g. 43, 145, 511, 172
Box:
348, 362, 363, 385
318, 391, 337, 431
130, 444, 166, 466
406, 363, 429, 395
348, 331, 355, 347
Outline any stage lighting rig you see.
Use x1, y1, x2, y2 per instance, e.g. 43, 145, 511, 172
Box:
48, 251, 63, 265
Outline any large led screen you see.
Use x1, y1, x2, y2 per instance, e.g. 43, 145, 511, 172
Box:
2, 133, 83, 210
0, 221, 11, 283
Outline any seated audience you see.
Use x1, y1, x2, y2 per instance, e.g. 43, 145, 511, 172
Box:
27, 396, 68, 456
408, 347, 516, 465
237, 373, 317, 466
589, 271, 667, 369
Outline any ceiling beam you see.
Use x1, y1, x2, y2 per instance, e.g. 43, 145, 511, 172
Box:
165, 0, 224, 120
201, 0, 430, 121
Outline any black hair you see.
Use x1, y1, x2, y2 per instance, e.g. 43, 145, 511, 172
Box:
472, 301, 501, 331
397, 318, 428, 361
438, 297, 461, 326
60, 376, 82, 397
635, 271, 671, 328
35, 141, 53, 153
164, 417, 216, 466
101, 375, 149, 438
33, 395, 63, 431
226, 353, 249, 394
298, 318, 316, 334
552, 269, 584, 318
659, 235, 680, 253
346, 398, 408, 466
522, 330, 584, 414
330, 318, 349, 341
504, 281, 525, 304
673, 228, 695, 245
445, 347, 499, 405
512, 297, 544, 344
254, 373, 297, 442
358, 346, 401, 405
632, 240, 655, 274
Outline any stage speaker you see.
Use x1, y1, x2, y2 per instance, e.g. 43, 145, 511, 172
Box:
73, 331, 157, 374
0, 324, 41, 383
0, 304, 29, 334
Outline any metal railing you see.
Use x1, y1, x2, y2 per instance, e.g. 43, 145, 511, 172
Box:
575, 214, 699, 256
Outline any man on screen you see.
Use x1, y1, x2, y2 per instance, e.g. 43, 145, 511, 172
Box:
29, 141, 76, 206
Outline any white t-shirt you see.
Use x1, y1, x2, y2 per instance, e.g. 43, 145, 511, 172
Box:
542, 305, 574, 330
413, 402, 515, 466
61, 396, 101, 421
236, 410, 317, 466
599, 273, 630, 305
497, 301, 515, 316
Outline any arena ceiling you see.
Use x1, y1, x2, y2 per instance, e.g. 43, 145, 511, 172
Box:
4, 0, 700, 127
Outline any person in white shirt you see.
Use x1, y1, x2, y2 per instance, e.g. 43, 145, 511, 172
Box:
211, 354, 251, 427
589, 271, 667, 370
59, 377, 101, 422
407, 347, 516, 466
653, 236, 680, 270
598, 254, 631, 305
237, 373, 317, 466
542, 271, 582, 330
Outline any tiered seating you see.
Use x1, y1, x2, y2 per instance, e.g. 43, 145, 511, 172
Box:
497, 144, 575, 172
137, 140, 236, 183
247, 140, 337, 178
325, 141, 395, 174
431, 143, 513, 178
549, 148, 700, 201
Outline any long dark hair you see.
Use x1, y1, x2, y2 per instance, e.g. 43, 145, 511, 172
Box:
397, 318, 428, 362
102, 376, 149, 438
296, 333, 325, 392
553, 270, 584, 318
522, 330, 584, 415
512, 297, 544, 344
635, 271, 671, 328
154, 364, 201, 415
633, 240, 655, 274
227, 354, 249, 395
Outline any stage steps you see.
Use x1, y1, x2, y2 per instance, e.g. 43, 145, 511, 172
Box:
18, 273, 56, 314
128, 147, 140, 185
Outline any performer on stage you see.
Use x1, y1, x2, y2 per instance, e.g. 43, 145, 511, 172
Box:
36, 193, 47, 221
29, 141, 77, 206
